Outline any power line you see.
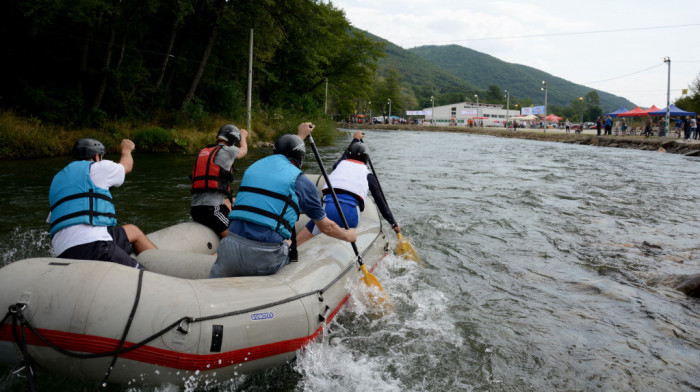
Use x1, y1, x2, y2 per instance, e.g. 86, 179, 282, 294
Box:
582, 63, 665, 85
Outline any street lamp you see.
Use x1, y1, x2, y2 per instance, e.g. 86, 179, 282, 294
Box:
430, 95, 435, 125
579, 97, 584, 132
387, 99, 392, 124
368, 100, 372, 125
541, 81, 547, 133
474, 94, 479, 127
664, 56, 671, 137
504, 90, 510, 130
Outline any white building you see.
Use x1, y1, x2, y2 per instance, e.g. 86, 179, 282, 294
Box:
422, 101, 520, 127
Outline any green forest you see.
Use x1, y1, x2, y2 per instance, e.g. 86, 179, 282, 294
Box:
0, 0, 387, 158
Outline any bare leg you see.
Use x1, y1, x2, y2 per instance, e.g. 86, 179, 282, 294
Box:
122, 224, 157, 254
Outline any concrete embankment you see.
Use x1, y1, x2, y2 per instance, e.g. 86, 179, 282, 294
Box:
341, 123, 700, 157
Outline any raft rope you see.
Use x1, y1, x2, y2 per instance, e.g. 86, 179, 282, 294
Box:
101, 268, 144, 386
0, 232, 386, 388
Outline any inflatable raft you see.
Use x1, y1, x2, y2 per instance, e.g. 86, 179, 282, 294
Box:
0, 175, 389, 386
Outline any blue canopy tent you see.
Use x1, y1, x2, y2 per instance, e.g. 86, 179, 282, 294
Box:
648, 104, 696, 117
606, 107, 629, 117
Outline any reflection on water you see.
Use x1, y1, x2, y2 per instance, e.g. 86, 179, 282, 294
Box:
1, 130, 700, 391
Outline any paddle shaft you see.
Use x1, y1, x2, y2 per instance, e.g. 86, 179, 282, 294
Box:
307, 135, 363, 262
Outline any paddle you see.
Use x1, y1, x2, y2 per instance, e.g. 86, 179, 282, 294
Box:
307, 133, 388, 301
361, 141, 422, 264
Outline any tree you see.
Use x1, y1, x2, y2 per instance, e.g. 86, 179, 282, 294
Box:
485, 84, 502, 103
674, 73, 700, 115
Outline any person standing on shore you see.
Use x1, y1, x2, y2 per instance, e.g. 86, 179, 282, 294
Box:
596, 117, 602, 136
621, 119, 628, 135
683, 116, 691, 140
604, 115, 612, 135
658, 117, 667, 137
565, 119, 571, 133
675, 117, 683, 138
691, 116, 698, 140
644, 116, 653, 138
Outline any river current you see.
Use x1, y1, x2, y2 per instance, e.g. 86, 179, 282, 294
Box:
1, 129, 699, 391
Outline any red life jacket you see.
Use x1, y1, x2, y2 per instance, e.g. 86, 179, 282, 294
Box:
190, 145, 234, 195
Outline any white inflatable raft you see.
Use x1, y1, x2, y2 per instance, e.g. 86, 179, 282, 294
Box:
0, 175, 389, 386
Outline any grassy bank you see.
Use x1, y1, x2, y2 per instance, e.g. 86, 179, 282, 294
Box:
0, 111, 339, 160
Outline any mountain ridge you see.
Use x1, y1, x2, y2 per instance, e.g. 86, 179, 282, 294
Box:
368, 32, 635, 112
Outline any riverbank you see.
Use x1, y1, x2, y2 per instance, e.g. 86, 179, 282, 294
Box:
0, 111, 337, 160
345, 123, 700, 156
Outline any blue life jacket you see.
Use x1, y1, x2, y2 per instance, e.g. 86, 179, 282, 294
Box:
228, 155, 301, 239
49, 161, 117, 237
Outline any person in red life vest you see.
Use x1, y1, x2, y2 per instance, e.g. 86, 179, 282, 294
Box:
190, 124, 248, 237
296, 131, 402, 245
48, 138, 157, 268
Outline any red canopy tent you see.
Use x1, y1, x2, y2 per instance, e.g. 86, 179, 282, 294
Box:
545, 114, 563, 122
616, 106, 647, 117
640, 105, 661, 115
617, 106, 661, 117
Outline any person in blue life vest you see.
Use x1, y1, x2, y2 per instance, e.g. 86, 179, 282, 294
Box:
296, 131, 401, 245
190, 124, 248, 237
209, 122, 357, 278
47, 138, 157, 268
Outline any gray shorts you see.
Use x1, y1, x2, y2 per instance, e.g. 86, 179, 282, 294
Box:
209, 232, 289, 278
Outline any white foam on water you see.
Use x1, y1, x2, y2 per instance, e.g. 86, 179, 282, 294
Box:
294, 253, 466, 391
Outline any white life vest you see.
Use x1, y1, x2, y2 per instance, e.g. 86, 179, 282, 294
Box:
324, 159, 370, 201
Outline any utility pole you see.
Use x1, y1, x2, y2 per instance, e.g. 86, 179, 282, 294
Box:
541, 81, 547, 133
246, 28, 253, 131
324, 78, 328, 115
505, 89, 510, 130
664, 56, 671, 137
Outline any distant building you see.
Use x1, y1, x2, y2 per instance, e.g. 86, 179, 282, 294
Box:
422, 101, 520, 127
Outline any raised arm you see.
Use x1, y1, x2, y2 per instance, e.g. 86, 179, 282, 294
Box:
118, 139, 135, 174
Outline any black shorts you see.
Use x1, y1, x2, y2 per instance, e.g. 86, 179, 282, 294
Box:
191, 204, 231, 235
57, 226, 141, 269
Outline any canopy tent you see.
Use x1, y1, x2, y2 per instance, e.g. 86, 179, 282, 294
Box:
648, 104, 696, 117
641, 105, 662, 115
617, 106, 650, 117
545, 114, 563, 122
606, 107, 629, 117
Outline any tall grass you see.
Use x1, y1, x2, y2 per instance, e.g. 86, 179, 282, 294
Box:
0, 111, 338, 160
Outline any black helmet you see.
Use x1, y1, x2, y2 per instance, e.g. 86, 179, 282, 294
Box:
274, 134, 306, 168
347, 143, 369, 163
217, 124, 242, 146
73, 138, 106, 161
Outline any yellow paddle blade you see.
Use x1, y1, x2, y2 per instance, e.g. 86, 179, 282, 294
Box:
360, 264, 384, 291
395, 233, 422, 264
359, 265, 393, 311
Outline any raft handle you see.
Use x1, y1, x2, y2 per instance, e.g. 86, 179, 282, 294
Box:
12, 360, 34, 379
176, 319, 190, 334
318, 305, 331, 323
9, 303, 27, 314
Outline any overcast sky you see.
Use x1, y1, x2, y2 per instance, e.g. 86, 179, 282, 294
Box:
330, 0, 699, 109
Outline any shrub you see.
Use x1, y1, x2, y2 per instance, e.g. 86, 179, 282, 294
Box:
133, 127, 175, 152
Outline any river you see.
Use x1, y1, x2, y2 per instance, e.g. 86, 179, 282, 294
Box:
1, 129, 699, 391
